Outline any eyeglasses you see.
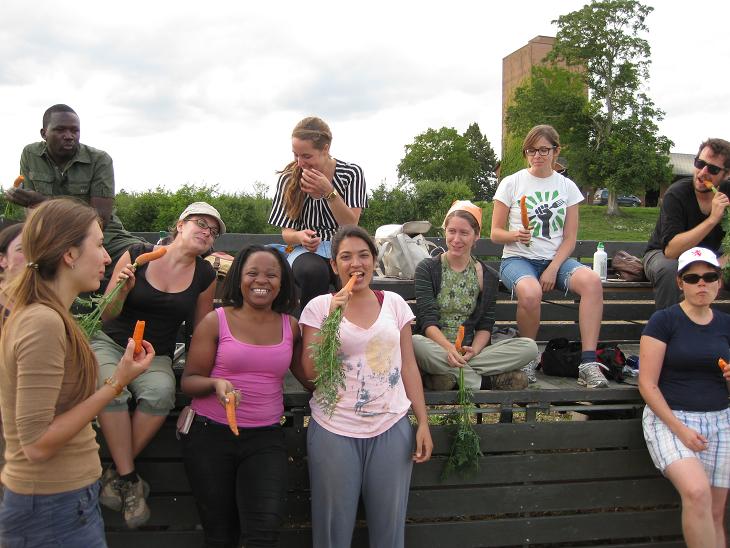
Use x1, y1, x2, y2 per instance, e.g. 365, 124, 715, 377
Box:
185, 218, 220, 238
525, 146, 556, 157
681, 272, 720, 284
694, 157, 726, 176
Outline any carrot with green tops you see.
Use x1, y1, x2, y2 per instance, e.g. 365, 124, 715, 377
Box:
134, 247, 167, 268
132, 320, 145, 353
225, 391, 239, 436
309, 274, 358, 416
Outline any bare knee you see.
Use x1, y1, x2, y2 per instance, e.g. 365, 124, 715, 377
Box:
516, 280, 542, 311
681, 483, 712, 512
571, 268, 602, 297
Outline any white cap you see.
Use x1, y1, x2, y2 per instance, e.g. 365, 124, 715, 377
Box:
677, 247, 719, 273
178, 202, 226, 235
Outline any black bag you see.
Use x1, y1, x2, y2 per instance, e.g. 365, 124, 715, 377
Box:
540, 338, 625, 382
540, 338, 581, 377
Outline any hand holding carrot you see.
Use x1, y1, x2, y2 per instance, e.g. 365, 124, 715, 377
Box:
718, 358, 730, 380
328, 274, 358, 314
115, 337, 154, 386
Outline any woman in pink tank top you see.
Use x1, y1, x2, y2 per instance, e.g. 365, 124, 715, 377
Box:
180, 245, 311, 548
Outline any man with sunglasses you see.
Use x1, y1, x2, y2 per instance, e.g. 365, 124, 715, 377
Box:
644, 138, 730, 309
6, 104, 144, 287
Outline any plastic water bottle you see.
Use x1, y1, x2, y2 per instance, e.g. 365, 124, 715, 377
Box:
593, 242, 607, 281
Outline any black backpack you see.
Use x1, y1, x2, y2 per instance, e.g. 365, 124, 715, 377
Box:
540, 338, 625, 382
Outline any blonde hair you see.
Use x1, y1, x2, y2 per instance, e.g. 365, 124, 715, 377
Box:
281, 117, 332, 220
2, 199, 100, 406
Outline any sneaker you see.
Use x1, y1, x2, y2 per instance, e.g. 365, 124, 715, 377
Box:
521, 359, 539, 384
423, 373, 456, 391
120, 479, 151, 529
488, 370, 529, 391
578, 361, 609, 389
99, 467, 122, 511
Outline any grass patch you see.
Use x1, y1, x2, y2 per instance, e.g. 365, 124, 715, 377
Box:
478, 202, 658, 242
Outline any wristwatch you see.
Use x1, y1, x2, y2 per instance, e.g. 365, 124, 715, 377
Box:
104, 376, 124, 396
325, 188, 338, 201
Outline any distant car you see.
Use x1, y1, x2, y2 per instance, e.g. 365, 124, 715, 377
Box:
593, 189, 641, 207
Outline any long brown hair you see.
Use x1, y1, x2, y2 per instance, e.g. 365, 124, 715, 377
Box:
2, 198, 101, 405
280, 117, 332, 220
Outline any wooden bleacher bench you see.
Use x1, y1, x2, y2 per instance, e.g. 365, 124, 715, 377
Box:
112, 233, 729, 547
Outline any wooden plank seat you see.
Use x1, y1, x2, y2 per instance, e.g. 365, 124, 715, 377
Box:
105, 234, 729, 547
99, 386, 730, 548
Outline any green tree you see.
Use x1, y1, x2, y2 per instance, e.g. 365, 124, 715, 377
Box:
398, 127, 478, 185
398, 125, 498, 200
548, 0, 672, 214
505, 65, 593, 188
463, 123, 499, 200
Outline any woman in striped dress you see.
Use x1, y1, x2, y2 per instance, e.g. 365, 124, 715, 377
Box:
268, 117, 367, 311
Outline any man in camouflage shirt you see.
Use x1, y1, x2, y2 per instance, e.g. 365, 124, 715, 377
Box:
7, 104, 143, 283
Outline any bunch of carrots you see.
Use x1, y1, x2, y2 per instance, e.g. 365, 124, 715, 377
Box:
442, 325, 483, 479
703, 181, 730, 281
308, 274, 358, 416
77, 247, 167, 338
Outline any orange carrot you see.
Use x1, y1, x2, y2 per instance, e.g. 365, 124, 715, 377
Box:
132, 320, 145, 353
718, 358, 728, 372
520, 196, 529, 229
225, 392, 239, 436
133, 247, 167, 268
285, 244, 295, 254
705, 180, 717, 193
13, 175, 24, 188
342, 274, 357, 293
455, 325, 465, 355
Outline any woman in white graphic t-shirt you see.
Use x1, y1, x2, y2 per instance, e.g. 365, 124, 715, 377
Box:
490, 124, 607, 389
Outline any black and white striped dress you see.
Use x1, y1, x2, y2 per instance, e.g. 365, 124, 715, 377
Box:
268, 159, 367, 241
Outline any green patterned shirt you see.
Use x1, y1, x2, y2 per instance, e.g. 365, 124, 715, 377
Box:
437, 254, 480, 343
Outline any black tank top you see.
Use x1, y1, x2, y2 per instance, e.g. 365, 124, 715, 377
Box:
102, 244, 215, 358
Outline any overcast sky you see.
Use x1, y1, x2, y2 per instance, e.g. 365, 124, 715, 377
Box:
2, 0, 728, 197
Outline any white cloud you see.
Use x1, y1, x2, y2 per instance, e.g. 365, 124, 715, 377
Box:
1, 0, 728, 197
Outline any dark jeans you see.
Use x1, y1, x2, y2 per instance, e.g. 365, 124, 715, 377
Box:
181, 417, 288, 548
0, 481, 105, 548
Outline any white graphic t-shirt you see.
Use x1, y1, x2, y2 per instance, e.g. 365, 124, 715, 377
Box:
493, 169, 584, 260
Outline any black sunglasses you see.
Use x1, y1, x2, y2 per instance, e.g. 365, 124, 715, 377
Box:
694, 157, 726, 176
681, 272, 720, 284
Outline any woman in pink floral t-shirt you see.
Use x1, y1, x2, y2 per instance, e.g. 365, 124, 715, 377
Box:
300, 225, 432, 548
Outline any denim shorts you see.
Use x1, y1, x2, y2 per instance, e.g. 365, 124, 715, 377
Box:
0, 481, 106, 547
500, 256, 588, 295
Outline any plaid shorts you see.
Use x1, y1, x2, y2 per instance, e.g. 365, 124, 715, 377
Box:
642, 406, 730, 487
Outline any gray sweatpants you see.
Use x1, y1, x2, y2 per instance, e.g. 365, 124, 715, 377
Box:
307, 416, 414, 548
413, 335, 538, 390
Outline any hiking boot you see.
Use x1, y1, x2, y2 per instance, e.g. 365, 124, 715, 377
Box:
521, 358, 539, 384
483, 370, 529, 391
120, 479, 151, 529
99, 467, 122, 511
578, 361, 609, 389
423, 373, 456, 391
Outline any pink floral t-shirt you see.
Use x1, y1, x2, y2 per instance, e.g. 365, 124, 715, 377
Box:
299, 291, 415, 438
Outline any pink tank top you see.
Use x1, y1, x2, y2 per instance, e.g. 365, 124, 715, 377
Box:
191, 307, 293, 427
